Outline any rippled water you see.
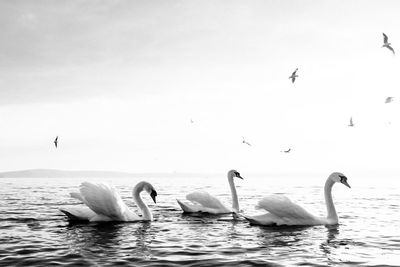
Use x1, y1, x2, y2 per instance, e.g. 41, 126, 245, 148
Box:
1, 174, 399, 266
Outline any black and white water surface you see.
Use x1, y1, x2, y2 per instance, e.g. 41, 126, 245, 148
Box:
1, 174, 399, 266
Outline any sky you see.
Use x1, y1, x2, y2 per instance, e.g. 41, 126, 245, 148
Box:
1, 0, 400, 176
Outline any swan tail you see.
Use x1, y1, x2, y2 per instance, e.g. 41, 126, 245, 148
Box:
242, 213, 280, 226
177, 199, 197, 213
59, 206, 96, 222
59, 208, 89, 221
242, 215, 260, 225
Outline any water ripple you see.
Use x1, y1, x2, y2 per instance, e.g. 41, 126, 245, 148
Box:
1, 176, 399, 266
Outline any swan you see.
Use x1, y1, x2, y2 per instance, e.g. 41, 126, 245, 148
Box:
244, 172, 350, 226
176, 169, 243, 214
60, 181, 157, 222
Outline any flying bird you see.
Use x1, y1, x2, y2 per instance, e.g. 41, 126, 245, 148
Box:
242, 136, 251, 146
190, 119, 194, 124
348, 117, 354, 127
289, 68, 299, 83
281, 148, 291, 153
382, 33, 395, 55
385, 97, 394, 103
54, 136, 58, 148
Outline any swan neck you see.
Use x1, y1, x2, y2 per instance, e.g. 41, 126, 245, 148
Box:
324, 178, 337, 223
228, 175, 239, 213
133, 185, 152, 221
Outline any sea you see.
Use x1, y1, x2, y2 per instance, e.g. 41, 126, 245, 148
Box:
0, 173, 399, 266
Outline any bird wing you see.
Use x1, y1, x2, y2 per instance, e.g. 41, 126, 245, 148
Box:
186, 190, 229, 211
257, 195, 319, 225
79, 182, 130, 221
383, 33, 388, 43
292, 77, 295, 83
387, 45, 395, 54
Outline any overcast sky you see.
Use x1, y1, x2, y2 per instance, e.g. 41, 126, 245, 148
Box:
1, 0, 400, 176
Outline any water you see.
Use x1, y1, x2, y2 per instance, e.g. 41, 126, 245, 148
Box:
1, 174, 399, 266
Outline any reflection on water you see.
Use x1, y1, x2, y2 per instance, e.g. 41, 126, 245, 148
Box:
65, 223, 125, 251
64, 222, 155, 261
1, 176, 400, 266
320, 225, 340, 264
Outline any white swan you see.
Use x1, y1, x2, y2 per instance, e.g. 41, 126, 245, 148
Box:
60, 181, 157, 222
244, 172, 350, 226
176, 169, 243, 214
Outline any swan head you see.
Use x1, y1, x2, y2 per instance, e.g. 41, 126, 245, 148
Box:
147, 186, 158, 204
134, 181, 158, 203
228, 169, 244, 180
330, 172, 351, 188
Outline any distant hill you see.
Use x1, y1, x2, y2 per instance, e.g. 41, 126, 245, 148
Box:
0, 169, 207, 178
0, 169, 136, 178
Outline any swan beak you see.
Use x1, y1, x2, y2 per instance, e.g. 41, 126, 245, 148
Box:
237, 174, 244, 180
342, 180, 351, 188
339, 174, 351, 188
150, 190, 157, 203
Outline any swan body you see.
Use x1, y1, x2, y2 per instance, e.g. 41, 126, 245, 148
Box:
60, 181, 157, 222
244, 172, 350, 226
177, 169, 243, 214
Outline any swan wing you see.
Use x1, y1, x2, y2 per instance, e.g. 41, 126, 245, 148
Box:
70, 192, 85, 202
257, 195, 320, 225
79, 182, 130, 221
186, 190, 230, 212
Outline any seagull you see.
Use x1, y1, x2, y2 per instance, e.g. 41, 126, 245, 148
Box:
190, 119, 194, 124
281, 148, 291, 153
242, 136, 251, 146
385, 97, 394, 103
54, 136, 58, 148
348, 117, 354, 127
289, 68, 299, 83
382, 33, 395, 55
